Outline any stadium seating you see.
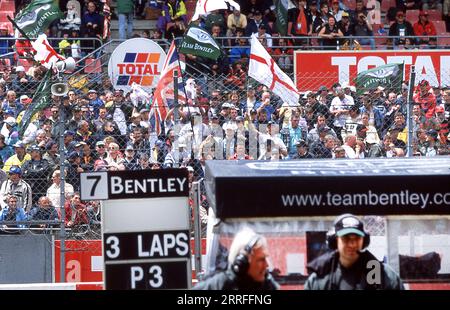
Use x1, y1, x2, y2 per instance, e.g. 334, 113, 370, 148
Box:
434, 20, 447, 34
406, 10, 420, 22
380, 0, 395, 12
427, 9, 443, 21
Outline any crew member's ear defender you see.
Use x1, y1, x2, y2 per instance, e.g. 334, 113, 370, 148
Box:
231, 234, 261, 276
326, 214, 371, 250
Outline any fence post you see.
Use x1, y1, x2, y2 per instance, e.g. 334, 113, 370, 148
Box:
192, 179, 203, 280
407, 65, 416, 157
58, 92, 67, 282
174, 69, 179, 125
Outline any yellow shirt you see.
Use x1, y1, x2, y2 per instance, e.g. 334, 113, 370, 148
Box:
2, 154, 31, 172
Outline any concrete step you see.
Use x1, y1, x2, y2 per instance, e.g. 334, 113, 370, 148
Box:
110, 19, 157, 39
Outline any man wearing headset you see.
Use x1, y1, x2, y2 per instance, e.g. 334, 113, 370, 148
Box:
305, 214, 404, 290
193, 228, 279, 290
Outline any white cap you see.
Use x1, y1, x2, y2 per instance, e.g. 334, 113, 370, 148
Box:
5, 117, 16, 126
15, 66, 25, 72
20, 94, 30, 101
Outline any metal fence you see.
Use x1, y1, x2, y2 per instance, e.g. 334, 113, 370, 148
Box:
0, 35, 449, 282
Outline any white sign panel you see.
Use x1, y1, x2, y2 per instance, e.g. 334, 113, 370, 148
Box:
107, 38, 167, 92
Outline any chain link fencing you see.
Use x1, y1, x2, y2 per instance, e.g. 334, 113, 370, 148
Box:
0, 36, 449, 281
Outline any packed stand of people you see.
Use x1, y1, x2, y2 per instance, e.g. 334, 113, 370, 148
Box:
0, 1, 449, 235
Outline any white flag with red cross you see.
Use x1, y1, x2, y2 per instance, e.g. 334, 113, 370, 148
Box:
191, 0, 240, 22
248, 34, 300, 106
31, 33, 65, 69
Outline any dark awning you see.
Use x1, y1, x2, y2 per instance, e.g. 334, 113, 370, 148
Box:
205, 157, 450, 219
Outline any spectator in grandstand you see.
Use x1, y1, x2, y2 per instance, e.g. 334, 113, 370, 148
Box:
0, 24, 14, 66
224, 61, 247, 92
350, 0, 368, 24
59, 1, 82, 32
360, 113, 380, 146
166, 16, 187, 39
28, 196, 60, 228
42, 140, 59, 172
0, 134, 13, 165
0, 166, 32, 212
341, 134, 364, 159
312, 2, 331, 34
67, 106, 83, 132
66, 151, 83, 191
287, 0, 310, 47
1, 115, 18, 146
1, 91, 22, 117
330, 87, 354, 139
333, 146, 346, 158
21, 145, 51, 204
413, 11, 437, 47
368, 133, 394, 157
305, 213, 404, 290
415, 128, 435, 156
284, 114, 305, 157
63, 130, 77, 155
2, 141, 31, 173
329, 0, 344, 22
47, 169, 75, 214
123, 145, 139, 170
254, 91, 275, 121
0, 195, 27, 230
117, 0, 134, 40
319, 15, 343, 50
11, 66, 32, 95
79, 142, 94, 171
272, 37, 294, 72
205, 9, 226, 34
414, 79, 437, 119
290, 139, 313, 159
352, 12, 375, 49
359, 93, 383, 133
64, 192, 89, 228
338, 11, 353, 40
75, 119, 95, 147
193, 228, 279, 290
158, 0, 187, 36
388, 10, 415, 49
246, 10, 270, 36
307, 114, 337, 145
81, 1, 103, 36
229, 37, 250, 65
227, 8, 247, 41
310, 130, 335, 159
86, 89, 104, 119
104, 142, 125, 170
93, 106, 109, 132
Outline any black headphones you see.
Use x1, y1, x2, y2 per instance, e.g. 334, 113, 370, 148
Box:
231, 234, 261, 276
326, 214, 370, 250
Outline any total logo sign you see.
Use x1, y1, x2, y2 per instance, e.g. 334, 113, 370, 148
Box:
108, 38, 167, 92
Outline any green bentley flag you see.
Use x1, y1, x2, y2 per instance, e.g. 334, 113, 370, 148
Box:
179, 26, 221, 60
19, 69, 53, 136
355, 63, 404, 95
275, 0, 289, 36
14, 0, 63, 38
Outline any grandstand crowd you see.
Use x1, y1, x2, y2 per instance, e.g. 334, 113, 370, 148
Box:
0, 1, 449, 231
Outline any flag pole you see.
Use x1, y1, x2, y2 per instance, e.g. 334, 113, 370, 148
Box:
171, 35, 197, 159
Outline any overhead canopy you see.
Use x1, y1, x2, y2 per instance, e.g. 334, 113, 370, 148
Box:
205, 158, 450, 219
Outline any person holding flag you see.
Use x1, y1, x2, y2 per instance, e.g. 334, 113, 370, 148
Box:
248, 33, 300, 107
150, 41, 186, 136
